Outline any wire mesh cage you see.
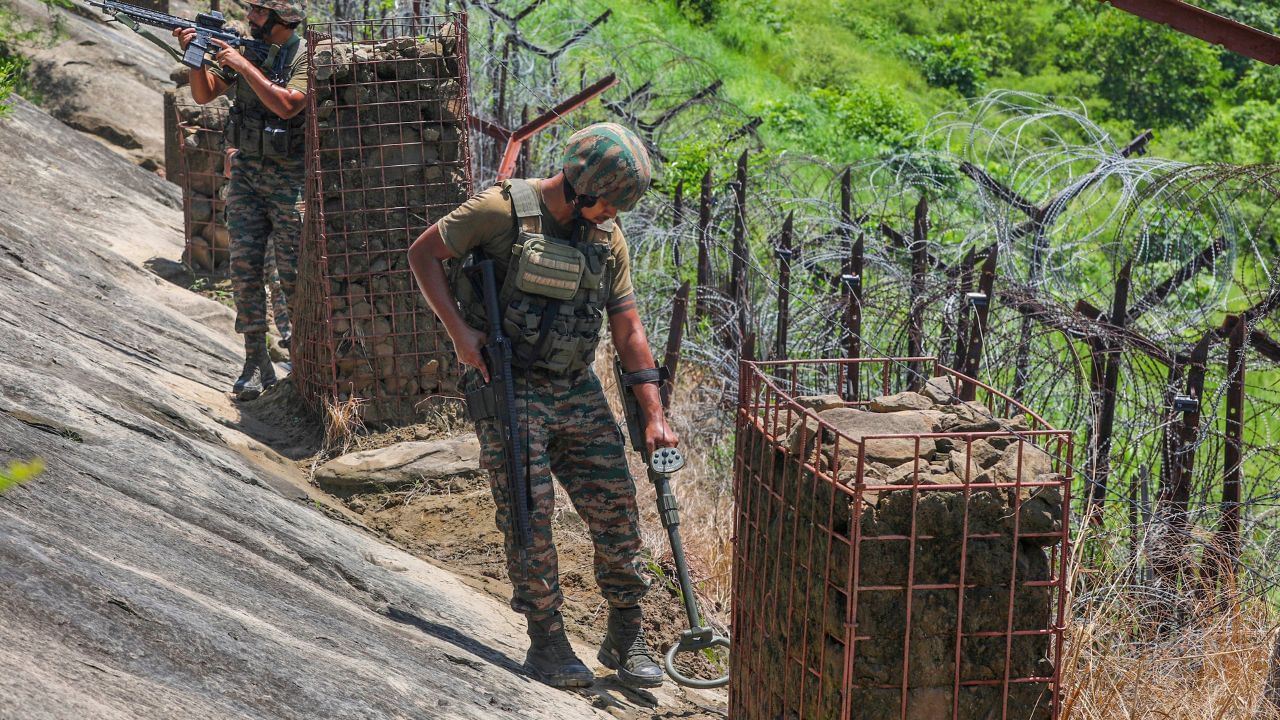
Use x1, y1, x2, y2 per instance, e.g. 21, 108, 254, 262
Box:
174, 98, 231, 277
294, 13, 472, 425
732, 358, 1073, 720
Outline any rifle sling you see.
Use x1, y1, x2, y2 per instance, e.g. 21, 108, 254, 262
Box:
109, 10, 184, 63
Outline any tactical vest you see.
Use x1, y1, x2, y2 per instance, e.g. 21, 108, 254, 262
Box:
457, 179, 616, 376
224, 34, 307, 161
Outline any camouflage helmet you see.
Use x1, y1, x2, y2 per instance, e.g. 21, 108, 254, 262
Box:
560, 123, 652, 212
245, 0, 305, 24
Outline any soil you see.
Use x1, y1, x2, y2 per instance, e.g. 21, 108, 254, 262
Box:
307, 425, 730, 720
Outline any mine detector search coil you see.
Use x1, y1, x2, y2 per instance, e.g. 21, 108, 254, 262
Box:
613, 358, 730, 689
87, 0, 271, 70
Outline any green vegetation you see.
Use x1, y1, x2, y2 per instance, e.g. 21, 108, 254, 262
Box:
0, 458, 43, 493
0, 0, 70, 115
556, 0, 1280, 170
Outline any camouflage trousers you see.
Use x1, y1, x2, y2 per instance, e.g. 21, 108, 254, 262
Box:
471, 367, 650, 620
226, 153, 304, 335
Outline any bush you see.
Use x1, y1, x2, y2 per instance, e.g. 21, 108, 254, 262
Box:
906, 33, 987, 96
758, 82, 918, 161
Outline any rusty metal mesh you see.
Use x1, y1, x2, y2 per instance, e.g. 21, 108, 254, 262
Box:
174, 99, 231, 277
732, 358, 1072, 719
294, 14, 472, 425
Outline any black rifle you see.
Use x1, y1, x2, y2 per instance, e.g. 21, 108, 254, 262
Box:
465, 260, 533, 559
613, 357, 729, 689
87, 0, 270, 69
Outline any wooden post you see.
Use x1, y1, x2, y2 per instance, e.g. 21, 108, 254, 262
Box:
730, 150, 749, 352
695, 169, 712, 321
908, 194, 928, 389
960, 246, 998, 401
661, 281, 690, 411
775, 211, 794, 361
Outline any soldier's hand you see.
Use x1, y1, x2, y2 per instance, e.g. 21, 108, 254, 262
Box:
644, 416, 678, 456
452, 325, 490, 383
173, 27, 197, 51
210, 38, 249, 74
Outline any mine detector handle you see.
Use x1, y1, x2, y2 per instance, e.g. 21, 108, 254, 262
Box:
87, 0, 270, 69
613, 357, 730, 690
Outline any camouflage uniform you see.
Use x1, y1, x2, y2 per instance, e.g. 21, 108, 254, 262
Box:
437, 123, 660, 688
225, 153, 303, 335
468, 367, 648, 619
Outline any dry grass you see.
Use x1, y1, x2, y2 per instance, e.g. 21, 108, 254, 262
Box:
1060, 524, 1278, 720
595, 350, 737, 623
1063, 602, 1276, 719
320, 393, 367, 458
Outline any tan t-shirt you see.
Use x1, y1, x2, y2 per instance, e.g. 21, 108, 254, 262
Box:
437, 181, 636, 312
210, 34, 309, 96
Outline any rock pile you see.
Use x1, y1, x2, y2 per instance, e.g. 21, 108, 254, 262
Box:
737, 376, 1065, 719
296, 27, 470, 425
167, 85, 232, 274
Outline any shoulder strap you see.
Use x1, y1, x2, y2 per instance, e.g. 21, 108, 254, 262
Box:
503, 179, 542, 235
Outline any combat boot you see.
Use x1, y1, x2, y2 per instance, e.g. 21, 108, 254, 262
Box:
524, 612, 594, 688
597, 605, 664, 688
232, 332, 277, 401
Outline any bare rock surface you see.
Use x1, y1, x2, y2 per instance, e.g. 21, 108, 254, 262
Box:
0, 97, 700, 719
315, 435, 484, 490
11, 0, 185, 169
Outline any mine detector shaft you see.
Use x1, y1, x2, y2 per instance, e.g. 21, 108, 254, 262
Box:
86, 0, 270, 69
613, 358, 730, 689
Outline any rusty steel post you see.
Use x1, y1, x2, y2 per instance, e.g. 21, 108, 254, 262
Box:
496, 35, 511, 126
730, 150, 749, 352
1207, 315, 1247, 587
775, 211, 794, 361
953, 247, 975, 370
1153, 334, 1210, 589
1098, 0, 1280, 65
695, 169, 712, 322
672, 179, 685, 268
908, 194, 928, 389
960, 246, 998, 400
1086, 259, 1134, 522
661, 281, 690, 411
839, 170, 863, 398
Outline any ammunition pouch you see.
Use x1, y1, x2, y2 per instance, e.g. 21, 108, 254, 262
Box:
456, 179, 616, 377
226, 106, 303, 160
465, 383, 498, 422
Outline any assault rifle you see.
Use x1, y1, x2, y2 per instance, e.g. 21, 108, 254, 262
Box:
465, 260, 533, 561
613, 358, 730, 689
86, 0, 270, 69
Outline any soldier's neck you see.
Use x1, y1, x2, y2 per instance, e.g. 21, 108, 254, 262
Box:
538, 173, 577, 227
267, 26, 296, 46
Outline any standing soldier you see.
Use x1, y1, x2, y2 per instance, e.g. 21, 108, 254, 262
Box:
174, 0, 308, 400
407, 124, 677, 690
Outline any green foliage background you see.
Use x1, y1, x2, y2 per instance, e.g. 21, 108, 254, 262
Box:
582, 0, 1280, 173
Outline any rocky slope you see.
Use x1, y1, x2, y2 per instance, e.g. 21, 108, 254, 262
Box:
0, 96, 712, 719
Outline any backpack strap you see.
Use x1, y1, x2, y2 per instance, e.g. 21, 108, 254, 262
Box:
503, 179, 543, 235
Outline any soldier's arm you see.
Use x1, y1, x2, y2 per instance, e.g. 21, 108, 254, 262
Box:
407, 224, 490, 382
173, 28, 230, 103
609, 304, 679, 452
208, 38, 307, 119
